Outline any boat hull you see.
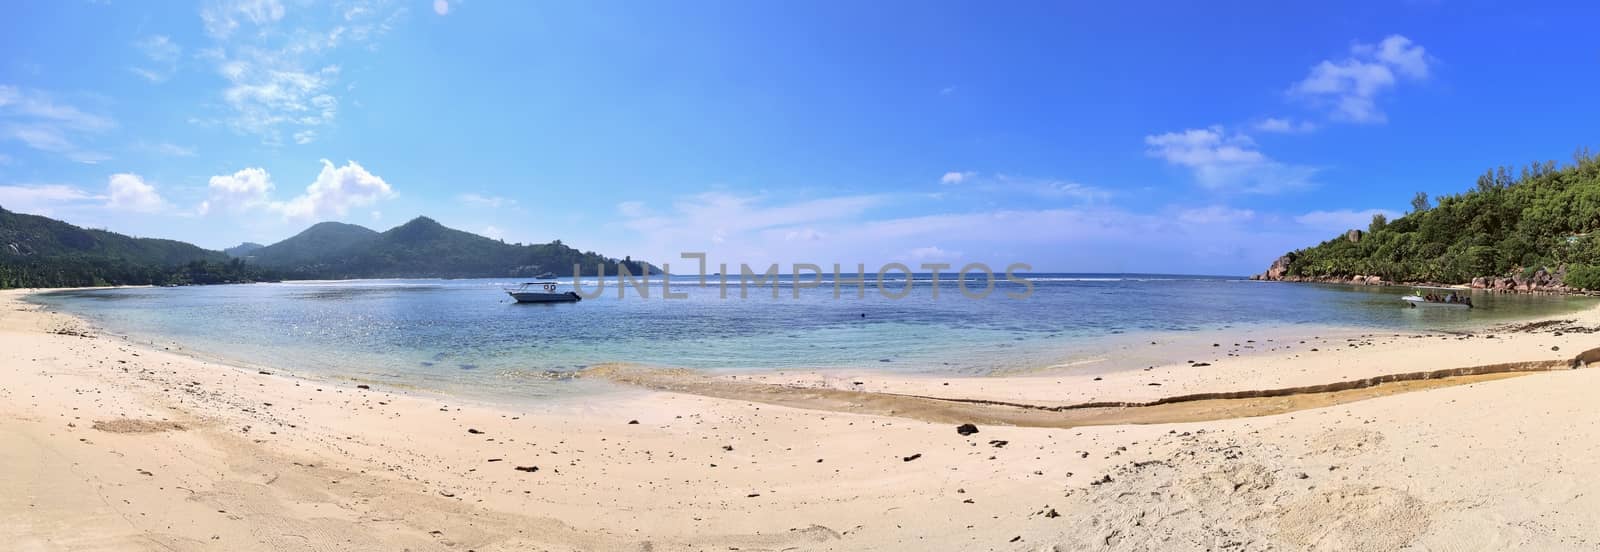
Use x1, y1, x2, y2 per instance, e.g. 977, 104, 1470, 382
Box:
1401, 296, 1470, 308
509, 291, 582, 303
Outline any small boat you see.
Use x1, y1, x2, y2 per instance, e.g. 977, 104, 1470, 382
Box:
1401, 291, 1472, 308
506, 282, 581, 303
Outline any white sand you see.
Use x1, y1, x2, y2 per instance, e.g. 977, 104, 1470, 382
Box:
3, 288, 1599, 550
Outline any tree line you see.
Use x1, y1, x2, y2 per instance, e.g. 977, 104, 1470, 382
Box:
1281, 147, 1600, 289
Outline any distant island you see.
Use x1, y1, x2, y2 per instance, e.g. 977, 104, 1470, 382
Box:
1254, 148, 1600, 293
0, 208, 652, 288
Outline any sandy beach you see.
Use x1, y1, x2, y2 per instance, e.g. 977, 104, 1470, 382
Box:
5, 287, 1600, 551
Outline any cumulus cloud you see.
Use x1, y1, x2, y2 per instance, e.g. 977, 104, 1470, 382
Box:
106, 173, 166, 212
1144, 125, 1317, 194
1290, 35, 1432, 124
940, 171, 974, 185
433, 0, 449, 15
199, 166, 275, 215
274, 160, 394, 219
199, 160, 394, 220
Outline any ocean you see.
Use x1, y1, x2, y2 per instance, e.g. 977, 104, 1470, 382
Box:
29, 275, 1595, 401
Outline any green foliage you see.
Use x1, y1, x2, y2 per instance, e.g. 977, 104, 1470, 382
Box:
1283, 148, 1600, 284
1368, 213, 1387, 233
1565, 265, 1600, 290
1410, 191, 1431, 213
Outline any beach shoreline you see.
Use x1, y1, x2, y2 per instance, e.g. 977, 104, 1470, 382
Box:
6, 287, 1600, 550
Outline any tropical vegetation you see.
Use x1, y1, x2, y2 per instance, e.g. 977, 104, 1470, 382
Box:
1279, 148, 1600, 289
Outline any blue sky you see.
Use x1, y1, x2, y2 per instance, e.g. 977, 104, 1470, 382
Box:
2, 1, 1596, 275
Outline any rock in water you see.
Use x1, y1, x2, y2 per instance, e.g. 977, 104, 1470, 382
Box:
956, 423, 979, 436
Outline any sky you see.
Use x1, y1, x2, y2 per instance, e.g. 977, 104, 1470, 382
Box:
2, 0, 1598, 276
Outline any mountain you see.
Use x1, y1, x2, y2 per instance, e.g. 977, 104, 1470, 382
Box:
248, 216, 654, 279
1, 205, 225, 265
248, 221, 381, 271
0, 205, 274, 288
1254, 148, 1600, 291
224, 242, 265, 258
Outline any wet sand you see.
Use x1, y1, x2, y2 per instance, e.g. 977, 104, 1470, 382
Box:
5, 288, 1600, 550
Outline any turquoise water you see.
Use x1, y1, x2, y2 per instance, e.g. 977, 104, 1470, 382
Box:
31, 275, 1595, 400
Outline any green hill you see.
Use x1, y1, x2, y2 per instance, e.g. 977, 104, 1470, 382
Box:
1256, 148, 1600, 291
0, 205, 272, 287
247, 221, 381, 273
223, 242, 265, 258
249, 216, 654, 279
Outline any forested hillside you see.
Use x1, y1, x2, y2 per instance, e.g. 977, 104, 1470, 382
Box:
1261, 148, 1600, 290
243, 217, 654, 279
0, 206, 276, 288
0, 208, 652, 289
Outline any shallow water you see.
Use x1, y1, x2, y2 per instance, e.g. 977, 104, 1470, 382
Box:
31, 275, 1595, 401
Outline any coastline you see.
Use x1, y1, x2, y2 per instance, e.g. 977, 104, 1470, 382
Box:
7, 288, 1600, 550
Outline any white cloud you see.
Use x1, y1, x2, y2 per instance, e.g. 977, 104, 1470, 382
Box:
130, 35, 182, 83
481, 225, 503, 240
272, 159, 393, 219
433, 0, 449, 15
591, 188, 1365, 274
1032, 180, 1111, 202
134, 141, 197, 157
201, 0, 286, 39
1144, 125, 1317, 194
200, 166, 275, 215
106, 173, 166, 212
1294, 208, 1402, 232
460, 193, 517, 209
615, 192, 886, 261
199, 160, 394, 220
0, 85, 116, 163
1253, 117, 1317, 134
938, 172, 1111, 202
197, 0, 400, 145
903, 246, 960, 262
0, 184, 99, 214
1290, 35, 1432, 124
940, 171, 974, 185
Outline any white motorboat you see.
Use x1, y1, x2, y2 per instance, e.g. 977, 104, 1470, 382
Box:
506, 282, 581, 303
1401, 292, 1472, 308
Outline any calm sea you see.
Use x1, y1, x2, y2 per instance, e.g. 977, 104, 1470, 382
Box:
30, 275, 1595, 401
